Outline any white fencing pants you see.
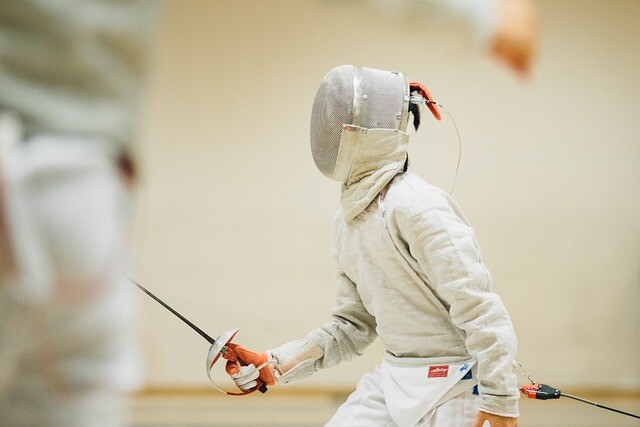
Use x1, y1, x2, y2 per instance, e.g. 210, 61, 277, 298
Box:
0, 131, 140, 427
326, 365, 481, 427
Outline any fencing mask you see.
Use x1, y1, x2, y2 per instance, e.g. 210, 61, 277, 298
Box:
309, 65, 440, 182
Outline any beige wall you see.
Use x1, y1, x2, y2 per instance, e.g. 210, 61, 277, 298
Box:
133, 0, 640, 391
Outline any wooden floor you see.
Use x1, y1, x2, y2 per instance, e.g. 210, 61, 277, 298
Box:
130, 389, 640, 427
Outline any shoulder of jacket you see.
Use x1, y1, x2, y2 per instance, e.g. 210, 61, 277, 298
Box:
385, 172, 450, 214
331, 208, 345, 230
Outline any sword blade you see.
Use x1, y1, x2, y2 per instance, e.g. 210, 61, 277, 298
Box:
129, 277, 216, 345
562, 394, 640, 420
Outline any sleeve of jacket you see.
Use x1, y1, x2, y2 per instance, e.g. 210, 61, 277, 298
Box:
307, 253, 379, 369
368, 0, 498, 44
423, 0, 498, 43
395, 191, 520, 417
269, 253, 378, 384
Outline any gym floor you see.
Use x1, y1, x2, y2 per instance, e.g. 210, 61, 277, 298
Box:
130, 388, 640, 427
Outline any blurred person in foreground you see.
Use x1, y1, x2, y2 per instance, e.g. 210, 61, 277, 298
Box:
0, 1, 161, 426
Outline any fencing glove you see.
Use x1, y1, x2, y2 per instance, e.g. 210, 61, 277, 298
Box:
225, 344, 276, 391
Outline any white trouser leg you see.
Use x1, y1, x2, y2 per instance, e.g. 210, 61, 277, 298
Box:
326, 365, 481, 427
325, 364, 395, 427
418, 388, 481, 427
0, 136, 140, 427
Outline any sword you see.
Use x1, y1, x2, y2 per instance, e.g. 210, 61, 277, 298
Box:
515, 361, 639, 420
129, 277, 267, 395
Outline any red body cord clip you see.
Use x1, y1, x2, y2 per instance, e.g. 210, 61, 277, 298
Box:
521, 383, 541, 399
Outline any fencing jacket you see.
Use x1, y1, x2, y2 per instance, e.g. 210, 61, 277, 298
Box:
271, 130, 519, 417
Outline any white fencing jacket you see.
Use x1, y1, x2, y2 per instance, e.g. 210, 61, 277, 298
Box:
272, 127, 519, 417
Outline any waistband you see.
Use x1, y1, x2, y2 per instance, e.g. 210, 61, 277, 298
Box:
384, 351, 472, 368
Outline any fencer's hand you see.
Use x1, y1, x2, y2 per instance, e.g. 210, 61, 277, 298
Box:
225, 343, 276, 387
226, 363, 262, 392
473, 411, 518, 427
490, 0, 538, 76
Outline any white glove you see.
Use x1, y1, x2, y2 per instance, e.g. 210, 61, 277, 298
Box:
229, 363, 261, 392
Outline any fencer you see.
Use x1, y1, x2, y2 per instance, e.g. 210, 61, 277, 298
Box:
0, 1, 160, 426
226, 65, 520, 427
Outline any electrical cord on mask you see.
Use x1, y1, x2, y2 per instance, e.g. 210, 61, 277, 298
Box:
434, 102, 462, 195
410, 94, 462, 195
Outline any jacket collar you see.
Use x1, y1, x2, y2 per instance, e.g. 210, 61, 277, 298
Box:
334, 125, 409, 221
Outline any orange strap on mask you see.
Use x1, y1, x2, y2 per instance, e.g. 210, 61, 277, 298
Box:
410, 82, 441, 121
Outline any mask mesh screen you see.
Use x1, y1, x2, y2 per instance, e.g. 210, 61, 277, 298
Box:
310, 65, 354, 179
360, 67, 405, 130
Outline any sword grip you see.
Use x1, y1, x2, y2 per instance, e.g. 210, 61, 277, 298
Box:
224, 346, 269, 395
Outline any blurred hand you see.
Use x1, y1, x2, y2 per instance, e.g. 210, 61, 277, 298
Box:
474, 411, 518, 427
490, 0, 538, 76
